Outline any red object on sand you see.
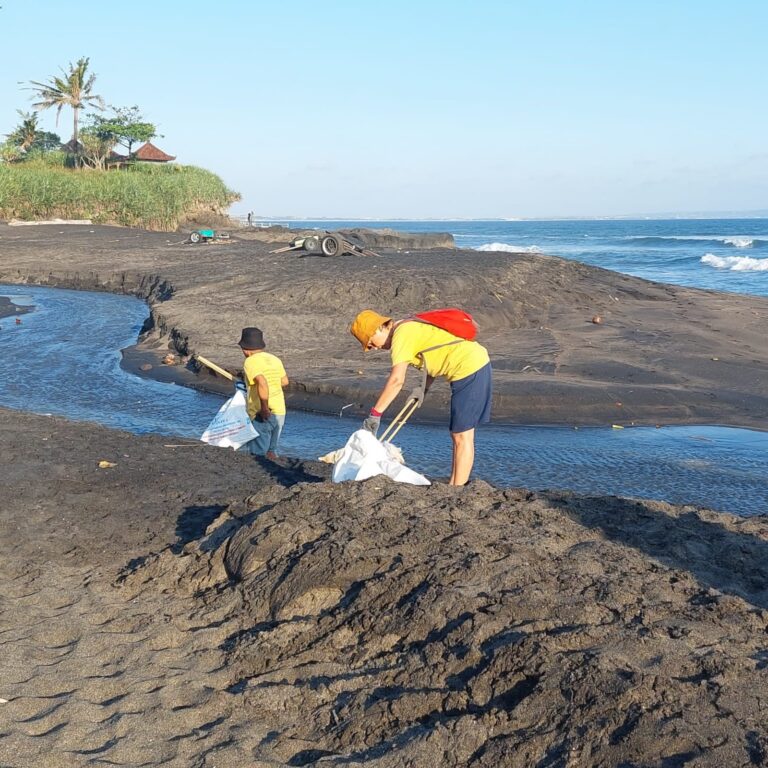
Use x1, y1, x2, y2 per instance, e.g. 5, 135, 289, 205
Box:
412, 308, 478, 340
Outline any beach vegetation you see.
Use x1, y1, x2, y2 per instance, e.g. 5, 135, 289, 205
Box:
0, 143, 23, 164
74, 106, 158, 170
78, 128, 115, 171
0, 161, 239, 230
86, 106, 157, 159
1, 58, 238, 230
3, 111, 61, 157
26, 57, 105, 160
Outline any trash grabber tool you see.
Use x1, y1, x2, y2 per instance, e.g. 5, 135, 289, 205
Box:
379, 397, 419, 443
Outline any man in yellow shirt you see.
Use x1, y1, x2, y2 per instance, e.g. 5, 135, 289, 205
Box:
350, 310, 492, 485
237, 327, 288, 459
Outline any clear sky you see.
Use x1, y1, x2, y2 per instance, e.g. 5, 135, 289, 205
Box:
1, 1, 766, 219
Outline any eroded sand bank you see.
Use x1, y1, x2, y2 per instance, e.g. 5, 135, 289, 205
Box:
1, 223, 767, 428
2, 224, 767, 766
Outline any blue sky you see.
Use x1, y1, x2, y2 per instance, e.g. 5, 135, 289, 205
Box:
1, 1, 767, 218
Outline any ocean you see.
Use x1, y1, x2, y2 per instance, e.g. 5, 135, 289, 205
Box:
265, 217, 768, 298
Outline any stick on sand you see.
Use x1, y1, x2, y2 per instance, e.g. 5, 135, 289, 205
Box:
195, 354, 236, 382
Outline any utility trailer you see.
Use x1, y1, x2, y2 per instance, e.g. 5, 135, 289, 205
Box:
269, 231, 379, 257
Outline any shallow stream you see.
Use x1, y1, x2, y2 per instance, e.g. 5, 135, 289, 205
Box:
1, 284, 767, 516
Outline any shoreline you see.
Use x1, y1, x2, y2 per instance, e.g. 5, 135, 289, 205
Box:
1, 222, 767, 431
1, 221, 767, 430
124, 339, 768, 433
2, 223, 768, 764
123, 339, 768, 433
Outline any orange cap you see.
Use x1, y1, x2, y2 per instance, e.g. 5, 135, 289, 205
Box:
350, 310, 391, 350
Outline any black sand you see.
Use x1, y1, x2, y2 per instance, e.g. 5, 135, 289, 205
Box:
1, 223, 767, 766
1, 407, 767, 766
1, 222, 767, 428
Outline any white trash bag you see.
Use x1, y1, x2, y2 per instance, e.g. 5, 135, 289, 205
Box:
331, 429, 430, 486
200, 390, 259, 449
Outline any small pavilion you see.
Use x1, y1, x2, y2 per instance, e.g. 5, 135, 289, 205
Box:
133, 142, 176, 163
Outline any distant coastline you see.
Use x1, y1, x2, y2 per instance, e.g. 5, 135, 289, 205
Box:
240, 212, 768, 222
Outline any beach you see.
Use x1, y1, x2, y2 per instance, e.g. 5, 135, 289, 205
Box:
2, 223, 768, 766
1, 222, 768, 427
2, 406, 768, 766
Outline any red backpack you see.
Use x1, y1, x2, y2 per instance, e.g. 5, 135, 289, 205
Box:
412, 308, 478, 340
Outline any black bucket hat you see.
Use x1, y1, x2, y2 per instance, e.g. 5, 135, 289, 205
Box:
237, 327, 265, 349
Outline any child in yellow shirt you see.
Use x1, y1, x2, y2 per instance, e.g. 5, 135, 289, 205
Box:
237, 327, 288, 458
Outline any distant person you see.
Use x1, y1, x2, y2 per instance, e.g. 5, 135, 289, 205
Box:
237, 327, 288, 459
350, 310, 492, 485
246, 211, 253, 226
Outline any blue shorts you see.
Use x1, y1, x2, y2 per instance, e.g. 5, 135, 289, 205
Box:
449, 362, 492, 433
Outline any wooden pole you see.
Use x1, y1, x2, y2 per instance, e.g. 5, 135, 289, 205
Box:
195, 354, 236, 381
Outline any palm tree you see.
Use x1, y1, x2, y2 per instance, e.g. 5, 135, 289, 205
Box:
6, 110, 40, 152
27, 57, 104, 153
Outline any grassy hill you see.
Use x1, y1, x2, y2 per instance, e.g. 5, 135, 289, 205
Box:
0, 159, 239, 231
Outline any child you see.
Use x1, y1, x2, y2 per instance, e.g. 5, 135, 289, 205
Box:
237, 326, 288, 458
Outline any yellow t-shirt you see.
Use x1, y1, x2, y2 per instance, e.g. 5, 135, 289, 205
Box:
243, 352, 287, 417
389, 322, 490, 382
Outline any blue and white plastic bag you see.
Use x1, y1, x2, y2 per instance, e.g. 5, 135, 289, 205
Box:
200, 390, 259, 449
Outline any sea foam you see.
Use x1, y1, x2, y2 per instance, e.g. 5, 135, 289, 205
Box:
701, 253, 768, 272
476, 242, 542, 254
625, 235, 757, 247
723, 237, 754, 248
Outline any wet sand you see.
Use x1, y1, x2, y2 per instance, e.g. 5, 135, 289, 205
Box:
1, 223, 768, 765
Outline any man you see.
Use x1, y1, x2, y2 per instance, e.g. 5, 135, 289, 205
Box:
350, 310, 492, 485
238, 326, 288, 459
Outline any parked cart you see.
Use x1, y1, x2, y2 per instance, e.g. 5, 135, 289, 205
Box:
188, 229, 230, 244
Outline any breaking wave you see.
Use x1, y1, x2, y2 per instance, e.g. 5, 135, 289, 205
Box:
701, 253, 768, 272
624, 235, 763, 248
723, 237, 755, 248
476, 242, 543, 254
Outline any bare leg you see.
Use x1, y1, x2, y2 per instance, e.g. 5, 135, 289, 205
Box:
449, 428, 475, 485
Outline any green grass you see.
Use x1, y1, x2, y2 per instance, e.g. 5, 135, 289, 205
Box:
0, 159, 239, 230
